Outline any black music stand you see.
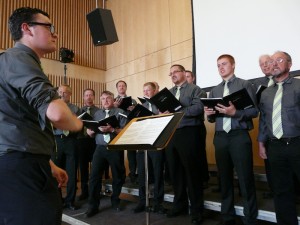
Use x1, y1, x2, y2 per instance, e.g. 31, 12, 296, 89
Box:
108, 113, 184, 225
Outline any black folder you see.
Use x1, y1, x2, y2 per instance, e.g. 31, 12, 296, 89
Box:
82, 115, 119, 133
117, 96, 133, 111
137, 97, 147, 104
127, 104, 154, 121
78, 111, 93, 120
147, 87, 182, 113
201, 88, 254, 110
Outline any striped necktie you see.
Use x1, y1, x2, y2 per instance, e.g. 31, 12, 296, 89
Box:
272, 82, 283, 139
223, 81, 231, 133
103, 110, 111, 143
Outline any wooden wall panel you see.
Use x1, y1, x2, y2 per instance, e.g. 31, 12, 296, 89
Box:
0, 0, 106, 69
48, 74, 105, 108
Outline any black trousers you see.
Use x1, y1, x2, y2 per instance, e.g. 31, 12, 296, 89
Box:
136, 150, 165, 205
214, 130, 257, 225
200, 124, 210, 182
267, 137, 300, 225
88, 145, 125, 209
127, 150, 137, 176
0, 152, 62, 225
166, 126, 204, 215
52, 136, 78, 204
77, 137, 96, 195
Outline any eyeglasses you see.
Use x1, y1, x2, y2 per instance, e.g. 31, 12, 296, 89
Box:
169, 70, 183, 76
269, 58, 285, 65
28, 22, 55, 35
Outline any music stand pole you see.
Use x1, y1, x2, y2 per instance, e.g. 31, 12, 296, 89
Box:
144, 150, 150, 225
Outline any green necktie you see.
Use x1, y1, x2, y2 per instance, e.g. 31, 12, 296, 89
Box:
223, 81, 231, 133
272, 82, 283, 139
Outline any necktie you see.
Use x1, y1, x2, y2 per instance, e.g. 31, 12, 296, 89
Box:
148, 103, 152, 112
272, 82, 283, 139
267, 76, 274, 87
175, 86, 181, 100
103, 110, 111, 143
63, 130, 69, 136
223, 81, 231, 133
86, 107, 91, 115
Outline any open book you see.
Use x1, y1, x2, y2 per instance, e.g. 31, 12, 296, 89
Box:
82, 115, 119, 133
137, 97, 147, 104
108, 112, 184, 150
146, 87, 182, 113
201, 88, 255, 111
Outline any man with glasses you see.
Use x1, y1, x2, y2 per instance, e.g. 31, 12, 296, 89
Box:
0, 7, 83, 225
165, 64, 206, 225
258, 51, 300, 225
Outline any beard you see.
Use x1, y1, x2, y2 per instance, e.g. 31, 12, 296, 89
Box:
272, 67, 289, 78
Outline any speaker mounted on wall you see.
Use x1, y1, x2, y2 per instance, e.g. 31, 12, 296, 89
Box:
86, 8, 119, 46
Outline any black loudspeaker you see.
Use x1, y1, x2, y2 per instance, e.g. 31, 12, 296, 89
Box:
86, 8, 118, 46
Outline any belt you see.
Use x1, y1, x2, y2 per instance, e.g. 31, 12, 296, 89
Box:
269, 136, 300, 145
55, 134, 75, 139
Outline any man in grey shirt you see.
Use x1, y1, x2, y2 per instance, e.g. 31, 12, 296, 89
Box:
204, 54, 258, 225
258, 51, 300, 225
0, 7, 82, 225
85, 91, 126, 218
165, 64, 206, 225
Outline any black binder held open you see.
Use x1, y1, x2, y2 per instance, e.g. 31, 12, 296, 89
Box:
82, 115, 119, 133
146, 87, 182, 113
201, 88, 255, 111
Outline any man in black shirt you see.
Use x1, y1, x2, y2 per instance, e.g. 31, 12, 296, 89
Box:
0, 7, 83, 225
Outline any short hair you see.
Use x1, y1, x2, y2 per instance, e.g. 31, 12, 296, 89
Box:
101, 90, 114, 98
170, 64, 186, 72
83, 88, 95, 96
143, 82, 156, 90
185, 70, 195, 78
217, 54, 235, 65
9, 7, 50, 41
116, 80, 127, 88
59, 84, 72, 93
274, 51, 292, 63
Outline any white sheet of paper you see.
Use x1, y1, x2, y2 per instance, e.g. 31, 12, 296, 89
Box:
114, 115, 174, 145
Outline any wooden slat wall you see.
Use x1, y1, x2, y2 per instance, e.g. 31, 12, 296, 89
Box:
0, 0, 106, 69
48, 74, 105, 108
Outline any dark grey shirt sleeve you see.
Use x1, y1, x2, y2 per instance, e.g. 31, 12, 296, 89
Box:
170, 82, 204, 128
0, 43, 59, 156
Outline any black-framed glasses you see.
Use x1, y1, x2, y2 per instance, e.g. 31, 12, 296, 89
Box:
28, 22, 55, 35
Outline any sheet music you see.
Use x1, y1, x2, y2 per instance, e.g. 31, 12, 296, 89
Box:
115, 115, 174, 145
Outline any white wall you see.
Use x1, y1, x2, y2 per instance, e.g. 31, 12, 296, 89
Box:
193, 0, 300, 88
